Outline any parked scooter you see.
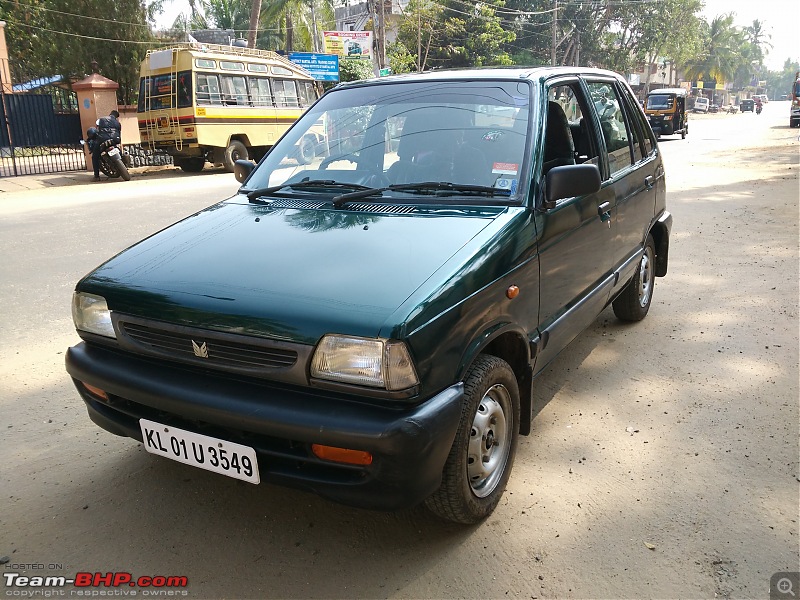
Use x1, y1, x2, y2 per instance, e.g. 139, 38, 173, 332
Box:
81, 126, 132, 181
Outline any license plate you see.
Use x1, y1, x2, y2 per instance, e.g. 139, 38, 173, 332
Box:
139, 419, 260, 484
107, 147, 120, 158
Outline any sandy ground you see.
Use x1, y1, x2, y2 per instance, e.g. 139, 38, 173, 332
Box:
0, 101, 797, 599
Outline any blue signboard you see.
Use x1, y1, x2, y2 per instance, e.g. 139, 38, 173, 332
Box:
289, 53, 339, 82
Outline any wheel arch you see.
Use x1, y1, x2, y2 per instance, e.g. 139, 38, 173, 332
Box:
457, 325, 533, 436
650, 217, 670, 277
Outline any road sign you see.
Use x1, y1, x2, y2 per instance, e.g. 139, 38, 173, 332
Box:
288, 53, 340, 82
379, 68, 391, 77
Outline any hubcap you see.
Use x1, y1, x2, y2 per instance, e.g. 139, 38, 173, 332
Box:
467, 384, 512, 498
638, 247, 653, 307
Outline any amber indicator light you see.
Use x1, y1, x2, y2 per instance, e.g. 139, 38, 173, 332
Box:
312, 444, 373, 465
506, 285, 520, 299
81, 382, 109, 400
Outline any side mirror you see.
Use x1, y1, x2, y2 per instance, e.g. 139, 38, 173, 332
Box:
543, 164, 602, 209
234, 159, 255, 184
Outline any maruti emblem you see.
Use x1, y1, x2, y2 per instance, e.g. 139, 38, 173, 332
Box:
192, 340, 209, 358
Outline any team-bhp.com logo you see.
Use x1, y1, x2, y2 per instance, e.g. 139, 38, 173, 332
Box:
4, 572, 188, 595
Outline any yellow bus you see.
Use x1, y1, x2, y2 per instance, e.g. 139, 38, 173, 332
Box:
137, 43, 320, 172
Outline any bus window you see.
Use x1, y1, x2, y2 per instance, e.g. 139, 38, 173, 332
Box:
197, 74, 222, 105
221, 75, 248, 105
220, 61, 245, 71
151, 74, 174, 110
297, 81, 317, 107
273, 79, 299, 108
177, 72, 192, 108
248, 77, 273, 107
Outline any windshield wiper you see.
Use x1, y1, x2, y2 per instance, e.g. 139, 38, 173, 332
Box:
246, 180, 371, 203
332, 182, 512, 206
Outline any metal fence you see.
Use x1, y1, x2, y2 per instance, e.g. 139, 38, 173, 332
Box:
0, 92, 85, 177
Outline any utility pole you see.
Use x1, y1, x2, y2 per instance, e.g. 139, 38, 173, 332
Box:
550, 0, 557, 66
379, 0, 386, 69
417, 0, 422, 71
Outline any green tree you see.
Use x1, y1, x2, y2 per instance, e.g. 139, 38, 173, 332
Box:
260, 0, 333, 52
387, 41, 416, 74
396, 0, 513, 71
1, 0, 156, 104
682, 14, 741, 86
338, 58, 374, 82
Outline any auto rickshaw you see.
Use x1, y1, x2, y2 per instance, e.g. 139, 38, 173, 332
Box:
644, 87, 688, 139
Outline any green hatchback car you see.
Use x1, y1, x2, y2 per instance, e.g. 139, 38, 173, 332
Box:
67, 67, 672, 524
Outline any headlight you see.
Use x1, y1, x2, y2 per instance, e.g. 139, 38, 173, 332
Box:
310, 335, 419, 391
72, 292, 116, 338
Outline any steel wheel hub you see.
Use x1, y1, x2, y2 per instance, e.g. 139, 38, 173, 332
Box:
467, 384, 512, 498
638, 248, 653, 307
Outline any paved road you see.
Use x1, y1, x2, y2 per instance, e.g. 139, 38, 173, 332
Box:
0, 102, 797, 599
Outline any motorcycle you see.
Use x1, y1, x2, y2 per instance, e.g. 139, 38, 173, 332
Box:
756, 103, 763, 115
81, 126, 132, 181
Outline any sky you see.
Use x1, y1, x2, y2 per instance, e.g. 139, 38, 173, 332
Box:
700, 0, 799, 71
155, 0, 800, 72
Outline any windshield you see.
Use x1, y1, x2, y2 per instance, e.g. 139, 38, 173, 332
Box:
243, 79, 532, 203
646, 94, 675, 110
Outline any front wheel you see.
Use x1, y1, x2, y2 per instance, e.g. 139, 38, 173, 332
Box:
425, 354, 520, 524
613, 234, 655, 321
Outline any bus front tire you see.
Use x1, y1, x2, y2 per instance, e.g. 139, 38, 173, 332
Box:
223, 141, 248, 172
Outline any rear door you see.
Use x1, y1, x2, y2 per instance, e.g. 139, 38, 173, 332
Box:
582, 78, 660, 297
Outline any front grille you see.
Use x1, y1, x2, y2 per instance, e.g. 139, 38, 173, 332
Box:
117, 317, 298, 372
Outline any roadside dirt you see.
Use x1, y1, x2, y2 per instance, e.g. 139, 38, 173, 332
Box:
0, 102, 797, 599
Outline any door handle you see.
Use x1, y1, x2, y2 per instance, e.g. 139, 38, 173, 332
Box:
598, 201, 611, 227
645, 175, 655, 189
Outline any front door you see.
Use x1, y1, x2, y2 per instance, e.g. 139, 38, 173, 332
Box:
534, 79, 616, 370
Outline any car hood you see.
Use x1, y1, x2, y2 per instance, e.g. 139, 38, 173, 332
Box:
79, 197, 509, 344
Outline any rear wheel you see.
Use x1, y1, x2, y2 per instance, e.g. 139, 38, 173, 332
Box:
425, 354, 520, 524
114, 157, 131, 181
99, 156, 120, 178
223, 140, 248, 172
613, 234, 655, 322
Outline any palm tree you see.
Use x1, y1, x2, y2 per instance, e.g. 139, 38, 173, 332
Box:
260, 0, 333, 52
683, 14, 740, 85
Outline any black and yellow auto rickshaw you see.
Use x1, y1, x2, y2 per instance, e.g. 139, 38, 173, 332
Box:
644, 87, 688, 139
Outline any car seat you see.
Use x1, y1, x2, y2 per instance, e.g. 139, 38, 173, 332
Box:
543, 101, 576, 174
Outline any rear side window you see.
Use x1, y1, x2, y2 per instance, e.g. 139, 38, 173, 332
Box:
621, 87, 656, 158
586, 81, 635, 177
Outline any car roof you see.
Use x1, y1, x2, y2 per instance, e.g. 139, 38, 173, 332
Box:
335, 66, 627, 89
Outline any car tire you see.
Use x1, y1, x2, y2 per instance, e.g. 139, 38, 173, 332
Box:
223, 140, 248, 172
613, 234, 656, 322
425, 354, 520, 524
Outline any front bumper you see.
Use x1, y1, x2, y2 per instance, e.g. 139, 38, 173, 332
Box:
66, 342, 463, 511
